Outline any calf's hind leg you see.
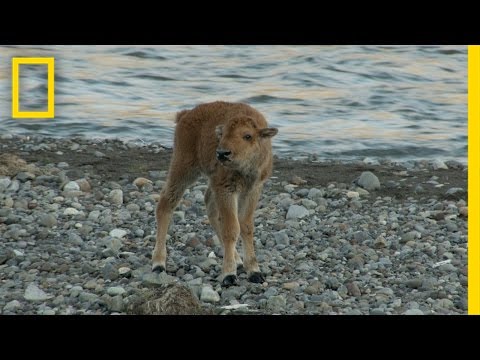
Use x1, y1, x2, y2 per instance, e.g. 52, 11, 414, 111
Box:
152, 159, 198, 272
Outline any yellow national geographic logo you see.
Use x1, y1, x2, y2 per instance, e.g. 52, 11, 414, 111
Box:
12, 57, 55, 118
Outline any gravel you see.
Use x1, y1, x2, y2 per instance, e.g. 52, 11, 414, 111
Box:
0, 136, 467, 315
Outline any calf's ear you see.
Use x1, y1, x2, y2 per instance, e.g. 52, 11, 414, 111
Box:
259, 128, 278, 138
215, 125, 224, 139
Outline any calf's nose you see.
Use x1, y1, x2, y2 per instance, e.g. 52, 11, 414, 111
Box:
216, 149, 231, 161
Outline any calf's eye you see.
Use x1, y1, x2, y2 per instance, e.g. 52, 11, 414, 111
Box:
243, 134, 252, 141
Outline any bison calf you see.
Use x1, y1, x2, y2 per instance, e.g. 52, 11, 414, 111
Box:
152, 101, 278, 286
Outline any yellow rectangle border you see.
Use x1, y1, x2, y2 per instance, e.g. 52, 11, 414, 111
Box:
468, 45, 479, 315
12, 57, 55, 118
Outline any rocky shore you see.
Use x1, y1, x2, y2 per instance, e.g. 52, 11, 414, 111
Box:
0, 135, 467, 315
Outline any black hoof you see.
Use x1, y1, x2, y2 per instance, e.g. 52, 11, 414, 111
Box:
248, 272, 265, 283
222, 274, 238, 287
152, 265, 165, 273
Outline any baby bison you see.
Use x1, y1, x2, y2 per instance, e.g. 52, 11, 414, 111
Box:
152, 101, 278, 286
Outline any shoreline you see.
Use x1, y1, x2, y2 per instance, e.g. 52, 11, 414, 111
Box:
0, 135, 468, 315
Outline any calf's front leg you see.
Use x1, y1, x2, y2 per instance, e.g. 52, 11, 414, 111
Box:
216, 193, 240, 287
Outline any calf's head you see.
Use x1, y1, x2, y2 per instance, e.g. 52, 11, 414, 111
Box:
215, 116, 278, 169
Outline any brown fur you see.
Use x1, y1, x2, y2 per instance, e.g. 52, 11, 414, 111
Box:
152, 101, 278, 286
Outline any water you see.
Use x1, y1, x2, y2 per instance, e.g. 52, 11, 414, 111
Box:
0, 45, 467, 162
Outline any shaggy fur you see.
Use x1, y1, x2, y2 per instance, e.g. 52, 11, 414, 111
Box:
152, 101, 278, 286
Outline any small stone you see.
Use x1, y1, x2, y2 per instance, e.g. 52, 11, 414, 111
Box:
94, 151, 106, 158
431, 159, 448, 170
63, 207, 79, 216
102, 263, 119, 281
273, 230, 290, 245
405, 278, 423, 289
109, 189, 123, 205
266, 295, 286, 312
173, 211, 185, 222
404, 309, 424, 315
24, 284, 53, 301
107, 286, 126, 296
401, 231, 420, 243
108, 295, 124, 312
283, 281, 300, 290
356, 171, 380, 191
68, 232, 83, 245
374, 235, 387, 248
307, 188, 324, 201
75, 178, 91, 192
290, 175, 307, 185
134, 177, 153, 188
16, 172, 36, 182
63, 181, 80, 192
39, 213, 57, 228
142, 272, 175, 287
200, 286, 220, 303
346, 191, 359, 199
286, 205, 309, 220
4, 300, 22, 312
346, 282, 361, 297
109, 229, 127, 238
346, 309, 363, 315
301, 198, 317, 209
434, 299, 454, 310
445, 187, 465, 198
118, 267, 131, 276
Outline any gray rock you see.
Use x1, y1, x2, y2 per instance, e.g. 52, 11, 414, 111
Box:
434, 299, 454, 310
405, 278, 423, 289
356, 171, 380, 191
110, 229, 127, 238
24, 284, 53, 301
173, 211, 185, 222
403, 309, 424, 315
221, 286, 247, 301
346, 309, 363, 315
142, 272, 176, 287
88, 210, 101, 222
286, 205, 309, 220
273, 230, 290, 245
200, 286, 220, 303
109, 295, 124, 312
68, 233, 83, 245
107, 286, 127, 296
7, 180, 20, 192
79, 292, 99, 303
0, 177, 12, 191
346, 282, 361, 297
102, 263, 119, 281
301, 198, 317, 209
430, 159, 448, 170
63, 181, 80, 192
16, 172, 36, 182
109, 189, 123, 205
4, 300, 22, 312
445, 187, 465, 197
63, 207, 79, 216
307, 188, 324, 201
267, 295, 286, 312
39, 214, 57, 228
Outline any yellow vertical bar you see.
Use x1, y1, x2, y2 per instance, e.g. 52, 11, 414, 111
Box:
48, 58, 55, 117
11, 59, 19, 117
468, 45, 480, 315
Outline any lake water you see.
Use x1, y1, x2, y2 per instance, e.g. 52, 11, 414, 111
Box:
0, 45, 467, 162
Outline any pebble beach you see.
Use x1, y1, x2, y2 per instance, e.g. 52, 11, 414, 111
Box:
0, 135, 468, 315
